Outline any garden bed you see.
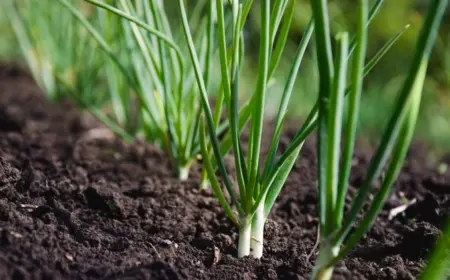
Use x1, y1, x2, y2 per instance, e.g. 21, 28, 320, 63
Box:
0, 63, 449, 279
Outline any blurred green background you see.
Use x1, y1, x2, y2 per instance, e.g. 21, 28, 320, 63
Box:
0, 0, 449, 153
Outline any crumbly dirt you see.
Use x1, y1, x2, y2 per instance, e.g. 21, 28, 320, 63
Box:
0, 63, 449, 280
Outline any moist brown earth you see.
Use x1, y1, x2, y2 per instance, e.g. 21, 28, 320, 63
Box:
0, 63, 449, 280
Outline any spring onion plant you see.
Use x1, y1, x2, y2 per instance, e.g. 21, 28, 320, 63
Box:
310, 0, 447, 279
180, 0, 404, 258
57, 0, 228, 179
180, 0, 313, 258
2, 0, 108, 107
197, 0, 409, 190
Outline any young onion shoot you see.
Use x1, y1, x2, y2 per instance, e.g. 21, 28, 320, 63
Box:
310, 0, 448, 279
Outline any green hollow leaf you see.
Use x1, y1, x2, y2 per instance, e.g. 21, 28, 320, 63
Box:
270, 19, 412, 193
216, 0, 247, 197
330, 59, 424, 264
200, 118, 239, 228
347, 0, 383, 55
261, 19, 314, 183
322, 32, 349, 234
268, 0, 295, 78
198, 97, 253, 164
245, 0, 271, 213
203, 0, 216, 93
363, 24, 410, 77
262, 106, 317, 191
310, 0, 335, 234
271, 0, 390, 170
332, 0, 448, 247
262, 143, 303, 217
178, 0, 242, 212
239, 0, 254, 33
145, 0, 179, 170
335, 0, 368, 228
269, 0, 288, 43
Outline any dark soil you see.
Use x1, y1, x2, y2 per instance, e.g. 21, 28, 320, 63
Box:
0, 63, 449, 280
